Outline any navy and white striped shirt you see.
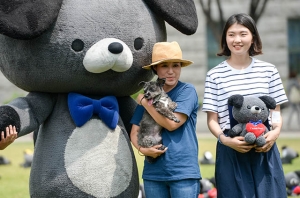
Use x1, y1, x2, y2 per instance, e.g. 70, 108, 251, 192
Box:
202, 57, 288, 130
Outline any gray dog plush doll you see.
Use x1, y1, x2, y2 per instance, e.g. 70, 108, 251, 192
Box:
0, 0, 198, 197
228, 94, 276, 147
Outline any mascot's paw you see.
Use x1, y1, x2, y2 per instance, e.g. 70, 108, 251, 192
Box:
244, 133, 256, 144
0, 106, 20, 139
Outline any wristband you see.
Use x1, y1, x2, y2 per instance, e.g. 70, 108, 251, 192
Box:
140, 96, 145, 105
138, 147, 145, 156
218, 132, 225, 144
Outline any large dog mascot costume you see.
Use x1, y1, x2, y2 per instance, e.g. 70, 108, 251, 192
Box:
0, 0, 198, 197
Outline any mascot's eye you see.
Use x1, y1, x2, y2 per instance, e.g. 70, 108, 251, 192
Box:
71, 39, 84, 52
261, 107, 265, 110
247, 105, 251, 109
134, 37, 144, 50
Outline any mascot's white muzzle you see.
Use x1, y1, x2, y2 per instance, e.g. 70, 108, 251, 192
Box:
83, 38, 133, 73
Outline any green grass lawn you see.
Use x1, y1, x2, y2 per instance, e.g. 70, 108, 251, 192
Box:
0, 137, 299, 198
0, 142, 33, 198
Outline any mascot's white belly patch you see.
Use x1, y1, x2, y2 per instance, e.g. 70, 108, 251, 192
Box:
64, 119, 132, 197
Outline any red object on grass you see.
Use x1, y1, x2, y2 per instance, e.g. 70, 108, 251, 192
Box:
293, 186, 300, 195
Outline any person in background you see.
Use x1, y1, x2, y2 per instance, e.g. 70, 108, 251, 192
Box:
286, 70, 300, 129
202, 13, 288, 198
130, 41, 201, 198
0, 125, 17, 150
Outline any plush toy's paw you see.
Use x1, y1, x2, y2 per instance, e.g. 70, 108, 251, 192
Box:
255, 136, 266, 147
228, 129, 238, 138
244, 133, 256, 144
0, 106, 21, 140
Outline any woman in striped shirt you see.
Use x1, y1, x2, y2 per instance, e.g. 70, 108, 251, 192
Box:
202, 13, 288, 198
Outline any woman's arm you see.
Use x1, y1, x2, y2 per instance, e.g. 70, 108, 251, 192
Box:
137, 93, 187, 131
207, 111, 254, 153
255, 105, 282, 152
270, 105, 282, 137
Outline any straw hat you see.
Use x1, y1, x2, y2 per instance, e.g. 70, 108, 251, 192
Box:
142, 41, 193, 69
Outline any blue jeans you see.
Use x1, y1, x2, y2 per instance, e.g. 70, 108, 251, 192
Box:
143, 179, 200, 198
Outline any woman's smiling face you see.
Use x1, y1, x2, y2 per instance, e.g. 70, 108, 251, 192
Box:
226, 23, 253, 56
153, 62, 181, 92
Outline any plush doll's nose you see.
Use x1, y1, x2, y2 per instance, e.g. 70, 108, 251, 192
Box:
108, 42, 123, 54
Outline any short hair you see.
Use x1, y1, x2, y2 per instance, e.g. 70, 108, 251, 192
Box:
151, 66, 157, 75
217, 13, 263, 57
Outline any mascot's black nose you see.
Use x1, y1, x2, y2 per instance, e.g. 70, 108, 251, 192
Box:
108, 42, 123, 54
255, 107, 260, 110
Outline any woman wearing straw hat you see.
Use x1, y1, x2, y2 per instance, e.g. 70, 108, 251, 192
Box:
130, 41, 201, 198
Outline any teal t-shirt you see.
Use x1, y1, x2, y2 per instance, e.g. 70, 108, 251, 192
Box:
130, 81, 201, 181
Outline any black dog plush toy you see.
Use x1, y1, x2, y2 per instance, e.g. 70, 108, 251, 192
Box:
228, 94, 276, 147
0, 0, 198, 197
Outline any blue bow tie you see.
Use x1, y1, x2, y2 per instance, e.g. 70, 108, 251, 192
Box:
249, 120, 262, 126
68, 93, 119, 129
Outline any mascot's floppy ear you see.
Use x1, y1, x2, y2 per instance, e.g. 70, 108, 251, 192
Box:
259, 96, 277, 110
144, 0, 198, 35
0, 0, 62, 39
228, 94, 244, 108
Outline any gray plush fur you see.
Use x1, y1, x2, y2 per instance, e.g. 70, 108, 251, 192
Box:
228, 94, 276, 147
138, 78, 179, 163
0, 0, 198, 197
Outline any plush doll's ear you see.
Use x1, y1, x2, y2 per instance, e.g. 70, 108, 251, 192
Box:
157, 78, 166, 87
228, 94, 244, 108
0, 0, 62, 39
144, 0, 198, 35
259, 96, 277, 110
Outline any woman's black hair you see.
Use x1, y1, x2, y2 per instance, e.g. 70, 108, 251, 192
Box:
150, 62, 183, 75
151, 66, 157, 75
217, 13, 262, 57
